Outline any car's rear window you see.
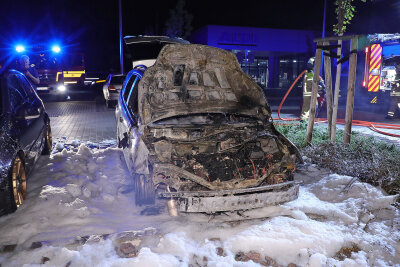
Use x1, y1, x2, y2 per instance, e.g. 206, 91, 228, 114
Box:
127, 42, 171, 61
111, 75, 126, 84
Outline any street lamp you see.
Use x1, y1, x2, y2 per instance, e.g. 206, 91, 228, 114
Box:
119, 0, 124, 74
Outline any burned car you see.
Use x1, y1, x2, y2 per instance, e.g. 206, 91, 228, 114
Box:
116, 44, 301, 214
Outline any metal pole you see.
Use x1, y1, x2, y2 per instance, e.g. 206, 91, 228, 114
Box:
320, 0, 327, 75
119, 0, 124, 74
322, 0, 327, 39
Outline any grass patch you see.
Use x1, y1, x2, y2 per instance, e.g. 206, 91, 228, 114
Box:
275, 121, 400, 196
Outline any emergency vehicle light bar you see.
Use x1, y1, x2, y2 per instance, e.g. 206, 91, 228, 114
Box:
15, 45, 25, 53
52, 45, 61, 53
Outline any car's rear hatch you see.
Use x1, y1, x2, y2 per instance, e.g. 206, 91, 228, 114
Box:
123, 36, 189, 68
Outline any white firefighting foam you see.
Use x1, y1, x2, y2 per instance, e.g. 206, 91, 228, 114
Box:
0, 143, 398, 266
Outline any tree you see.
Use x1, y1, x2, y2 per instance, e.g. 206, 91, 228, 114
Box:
333, 0, 367, 35
164, 0, 193, 40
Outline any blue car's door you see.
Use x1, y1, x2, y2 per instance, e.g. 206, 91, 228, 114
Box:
117, 71, 140, 146
116, 70, 142, 173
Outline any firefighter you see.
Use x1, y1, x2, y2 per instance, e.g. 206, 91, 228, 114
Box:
300, 57, 325, 120
386, 65, 400, 119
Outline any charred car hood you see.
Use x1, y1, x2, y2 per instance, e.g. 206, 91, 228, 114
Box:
138, 44, 271, 125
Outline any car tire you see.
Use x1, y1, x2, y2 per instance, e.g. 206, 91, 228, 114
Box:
107, 100, 116, 108
116, 127, 122, 148
3, 155, 27, 214
134, 174, 155, 206
42, 120, 53, 155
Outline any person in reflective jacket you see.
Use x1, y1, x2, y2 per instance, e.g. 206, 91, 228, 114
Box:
300, 57, 325, 120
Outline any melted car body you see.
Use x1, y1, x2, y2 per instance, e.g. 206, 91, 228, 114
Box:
116, 44, 301, 213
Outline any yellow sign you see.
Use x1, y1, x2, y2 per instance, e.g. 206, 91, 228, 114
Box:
63, 71, 85, 78
56, 71, 85, 81
370, 96, 377, 103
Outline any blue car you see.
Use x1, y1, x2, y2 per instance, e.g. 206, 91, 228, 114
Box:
0, 69, 52, 215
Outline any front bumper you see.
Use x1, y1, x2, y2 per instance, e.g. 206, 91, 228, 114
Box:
37, 86, 67, 95
158, 181, 300, 213
107, 92, 120, 101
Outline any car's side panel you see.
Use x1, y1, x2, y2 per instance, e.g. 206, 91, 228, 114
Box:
15, 74, 46, 172
6, 73, 34, 166
117, 70, 145, 174
0, 133, 19, 215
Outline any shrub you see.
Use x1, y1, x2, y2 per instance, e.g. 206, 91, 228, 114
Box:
275, 122, 400, 196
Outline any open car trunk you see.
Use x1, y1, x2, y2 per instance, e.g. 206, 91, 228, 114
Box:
123, 36, 189, 68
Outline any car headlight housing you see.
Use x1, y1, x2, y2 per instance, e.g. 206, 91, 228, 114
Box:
57, 85, 66, 92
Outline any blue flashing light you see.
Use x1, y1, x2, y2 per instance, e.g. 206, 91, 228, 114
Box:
52, 45, 61, 53
16, 45, 25, 53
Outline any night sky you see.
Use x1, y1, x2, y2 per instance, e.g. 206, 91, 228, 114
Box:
0, 0, 399, 72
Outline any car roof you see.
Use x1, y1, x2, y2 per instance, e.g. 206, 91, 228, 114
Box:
123, 36, 189, 45
1, 69, 23, 76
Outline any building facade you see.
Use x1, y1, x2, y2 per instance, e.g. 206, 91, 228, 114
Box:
190, 25, 317, 92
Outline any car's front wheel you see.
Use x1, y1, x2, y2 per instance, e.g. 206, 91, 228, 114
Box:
4, 156, 27, 214
133, 174, 155, 206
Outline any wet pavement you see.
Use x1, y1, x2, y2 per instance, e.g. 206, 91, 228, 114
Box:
44, 97, 117, 146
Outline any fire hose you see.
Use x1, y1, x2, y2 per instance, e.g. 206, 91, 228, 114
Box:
274, 70, 400, 138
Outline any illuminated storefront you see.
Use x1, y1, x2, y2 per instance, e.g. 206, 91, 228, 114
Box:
191, 25, 316, 91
